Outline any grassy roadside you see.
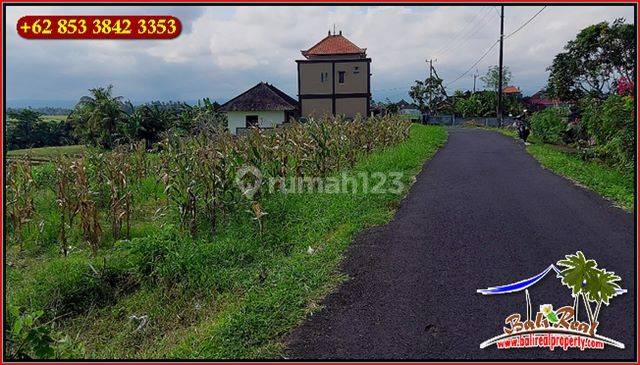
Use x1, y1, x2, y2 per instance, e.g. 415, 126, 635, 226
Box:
492, 128, 634, 211
9, 124, 447, 359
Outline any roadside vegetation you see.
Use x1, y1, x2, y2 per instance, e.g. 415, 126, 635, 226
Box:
5, 115, 446, 359
460, 19, 635, 211
493, 113, 633, 212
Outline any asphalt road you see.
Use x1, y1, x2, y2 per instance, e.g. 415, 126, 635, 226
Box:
285, 128, 635, 360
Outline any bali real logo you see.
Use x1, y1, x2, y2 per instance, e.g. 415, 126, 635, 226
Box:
477, 251, 626, 351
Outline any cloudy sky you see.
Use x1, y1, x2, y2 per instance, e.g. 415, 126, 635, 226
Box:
5, 5, 635, 107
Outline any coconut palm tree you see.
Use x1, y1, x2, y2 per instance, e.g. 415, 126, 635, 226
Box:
557, 251, 599, 323
557, 251, 624, 325
70, 85, 127, 148
585, 268, 622, 323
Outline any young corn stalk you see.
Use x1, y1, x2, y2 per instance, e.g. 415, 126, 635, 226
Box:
160, 136, 200, 235
73, 158, 102, 257
6, 159, 36, 252
53, 156, 80, 256
103, 150, 132, 240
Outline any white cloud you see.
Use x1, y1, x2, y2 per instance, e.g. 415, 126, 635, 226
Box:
5, 5, 634, 106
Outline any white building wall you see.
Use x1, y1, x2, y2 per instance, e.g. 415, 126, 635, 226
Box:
226, 111, 286, 134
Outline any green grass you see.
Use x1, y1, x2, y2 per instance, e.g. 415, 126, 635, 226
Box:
7, 124, 447, 359
491, 127, 634, 211
7, 144, 85, 158
527, 144, 634, 211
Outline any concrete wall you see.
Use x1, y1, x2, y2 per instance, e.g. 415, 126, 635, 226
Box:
298, 58, 370, 119
334, 61, 368, 94
226, 111, 285, 134
299, 63, 333, 94
300, 99, 332, 119
335, 97, 368, 118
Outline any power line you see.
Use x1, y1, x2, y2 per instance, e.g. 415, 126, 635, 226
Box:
431, 6, 489, 56
435, 7, 496, 59
505, 6, 547, 39
445, 40, 500, 87
445, 6, 548, 88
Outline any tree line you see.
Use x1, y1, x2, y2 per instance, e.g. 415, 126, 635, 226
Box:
7, 85, 227, 150
531, 19, 634, 170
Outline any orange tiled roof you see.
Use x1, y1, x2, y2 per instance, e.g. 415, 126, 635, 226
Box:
503, 86, 521, 93
302, 34, 366, 57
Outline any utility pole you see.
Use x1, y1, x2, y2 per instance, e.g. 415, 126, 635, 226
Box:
473, 68, 478, 94
427, 59, 433, 115
426, 58, 436, 115
496, 5, 505, 126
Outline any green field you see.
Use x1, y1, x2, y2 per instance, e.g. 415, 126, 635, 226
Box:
7, 144, 85, 158
6, 124, 447, 359
7, 114, 68, 122
42, 114, 69, 122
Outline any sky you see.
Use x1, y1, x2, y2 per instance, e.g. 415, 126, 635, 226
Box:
5, 5, 635, 108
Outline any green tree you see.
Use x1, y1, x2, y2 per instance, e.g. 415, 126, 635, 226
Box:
557, 251, 624, 325
580, 94, 635, 169
7, 109, 42, 149
69, 85, 128, 148
385, 99, 400, 115
480, 65, 512, 91
584, 268, 622, 323
547, 19, 635, 101
409, 74, 448, 115
529, 107, 570, 143
557, 251, 599, 323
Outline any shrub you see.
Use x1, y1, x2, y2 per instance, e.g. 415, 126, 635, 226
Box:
581, 95, 635, 169
5, 305, 84, 359
9, 255, 136, 319
530, 107, 570, 143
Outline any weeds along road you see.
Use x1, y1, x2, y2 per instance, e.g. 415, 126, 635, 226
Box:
285, 127, 635, 360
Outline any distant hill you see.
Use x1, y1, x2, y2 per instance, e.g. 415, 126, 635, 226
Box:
7, 106, 73, 116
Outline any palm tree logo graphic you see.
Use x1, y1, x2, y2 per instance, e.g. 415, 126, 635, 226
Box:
557, 251, 623, 325
477, 251, 626, 350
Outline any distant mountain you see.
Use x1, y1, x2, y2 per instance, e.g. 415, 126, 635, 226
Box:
6, 100, 77, 109
7, 106, 73, 116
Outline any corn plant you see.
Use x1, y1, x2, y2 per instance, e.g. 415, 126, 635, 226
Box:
102, 149, 132, 240
159, 135, 200, 235
53, 156, 80, 256
6, 159, 36, 251
73, 158, 102, 257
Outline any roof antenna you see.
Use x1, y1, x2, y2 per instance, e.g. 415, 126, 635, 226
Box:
333, 23, 336, 35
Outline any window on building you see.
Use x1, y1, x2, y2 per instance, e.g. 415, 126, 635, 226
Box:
338, 71, 345, 84
245, 115, 259, 128
320, 72, 329, 83
353, 66, 360, 74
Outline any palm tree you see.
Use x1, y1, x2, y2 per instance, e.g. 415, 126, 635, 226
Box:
584, 268, 622, 323
70, 85, 127, 148
557, 251, 599, 323
557, 251, 624, 325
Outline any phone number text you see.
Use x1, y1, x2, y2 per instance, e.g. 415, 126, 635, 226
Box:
17, 16, 182, 39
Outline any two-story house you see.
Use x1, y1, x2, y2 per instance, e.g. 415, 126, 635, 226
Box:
297, 31, 371, 119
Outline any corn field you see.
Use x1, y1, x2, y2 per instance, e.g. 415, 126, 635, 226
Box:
6, 116, 411, 256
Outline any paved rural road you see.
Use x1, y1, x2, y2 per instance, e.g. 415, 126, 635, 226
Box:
286, 128, 635, 360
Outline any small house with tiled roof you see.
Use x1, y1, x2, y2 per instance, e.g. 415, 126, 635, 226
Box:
503, 86, 522, 100
296, 31, 371, 119
219, 82, 299, 134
